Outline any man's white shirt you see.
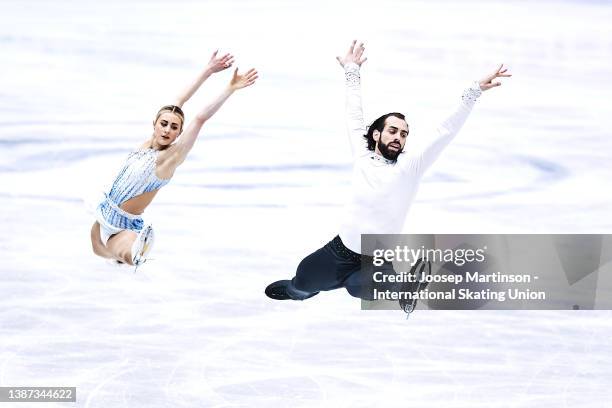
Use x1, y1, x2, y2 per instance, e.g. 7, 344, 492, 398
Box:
338, 62, 482, 253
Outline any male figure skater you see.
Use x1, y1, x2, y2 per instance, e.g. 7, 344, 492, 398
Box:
265, 40, 511, 307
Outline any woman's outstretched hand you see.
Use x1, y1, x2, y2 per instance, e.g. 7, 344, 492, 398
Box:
479, 64, 512, 91
207, 50, 235, 73
336, 40, 367, 68
229, 68, 258, 90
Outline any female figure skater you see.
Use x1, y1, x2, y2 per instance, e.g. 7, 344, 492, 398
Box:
90, 51, 258, 266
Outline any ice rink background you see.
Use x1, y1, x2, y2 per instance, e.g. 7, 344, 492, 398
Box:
1, 0, 612, 406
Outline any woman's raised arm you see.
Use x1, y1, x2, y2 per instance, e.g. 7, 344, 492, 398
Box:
168, 67, 258, 167
173, 50, 235, 108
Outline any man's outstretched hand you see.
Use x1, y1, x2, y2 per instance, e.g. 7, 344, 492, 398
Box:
479, 64, 512, 91
336, 40, 367, 68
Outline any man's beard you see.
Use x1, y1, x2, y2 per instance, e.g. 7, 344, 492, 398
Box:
377, 139, 403, 161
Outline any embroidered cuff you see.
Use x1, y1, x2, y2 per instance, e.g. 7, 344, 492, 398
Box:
345, 62, 360, 86
462, 81, 482, 103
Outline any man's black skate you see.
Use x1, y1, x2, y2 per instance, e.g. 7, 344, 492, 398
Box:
399, 258, 431, 318
265, 280, 319, 301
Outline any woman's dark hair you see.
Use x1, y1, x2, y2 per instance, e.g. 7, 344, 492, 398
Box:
364, 112, 406, 150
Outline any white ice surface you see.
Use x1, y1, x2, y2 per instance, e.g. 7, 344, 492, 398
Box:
1, 0, 612, 407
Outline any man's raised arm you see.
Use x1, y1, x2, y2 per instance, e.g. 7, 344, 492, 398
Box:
406, 64, 512, 175
336, 40, 368, 158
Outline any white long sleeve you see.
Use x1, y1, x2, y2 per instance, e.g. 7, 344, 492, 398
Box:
344, 62, 367, 157
399, 82, 482, 176
338, 64, 481, 253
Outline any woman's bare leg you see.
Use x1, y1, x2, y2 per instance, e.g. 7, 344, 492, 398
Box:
90, 222, 115, 260
106, 230, 138, 265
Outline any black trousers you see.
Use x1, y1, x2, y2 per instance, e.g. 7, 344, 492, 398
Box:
291, 235, 399, 300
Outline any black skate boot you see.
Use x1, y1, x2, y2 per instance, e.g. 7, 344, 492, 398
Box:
399, 258, 431, 319
265, 280, 319, 301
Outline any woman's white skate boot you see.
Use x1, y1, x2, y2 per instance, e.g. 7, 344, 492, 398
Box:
131, 224, 155, 268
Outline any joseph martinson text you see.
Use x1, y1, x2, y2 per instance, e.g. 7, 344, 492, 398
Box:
372, 271, 547, 302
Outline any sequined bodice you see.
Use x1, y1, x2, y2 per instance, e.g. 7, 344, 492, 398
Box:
107, 148, 170, 205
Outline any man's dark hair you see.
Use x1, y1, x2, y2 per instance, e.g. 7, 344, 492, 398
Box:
363, 112, 406, 151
